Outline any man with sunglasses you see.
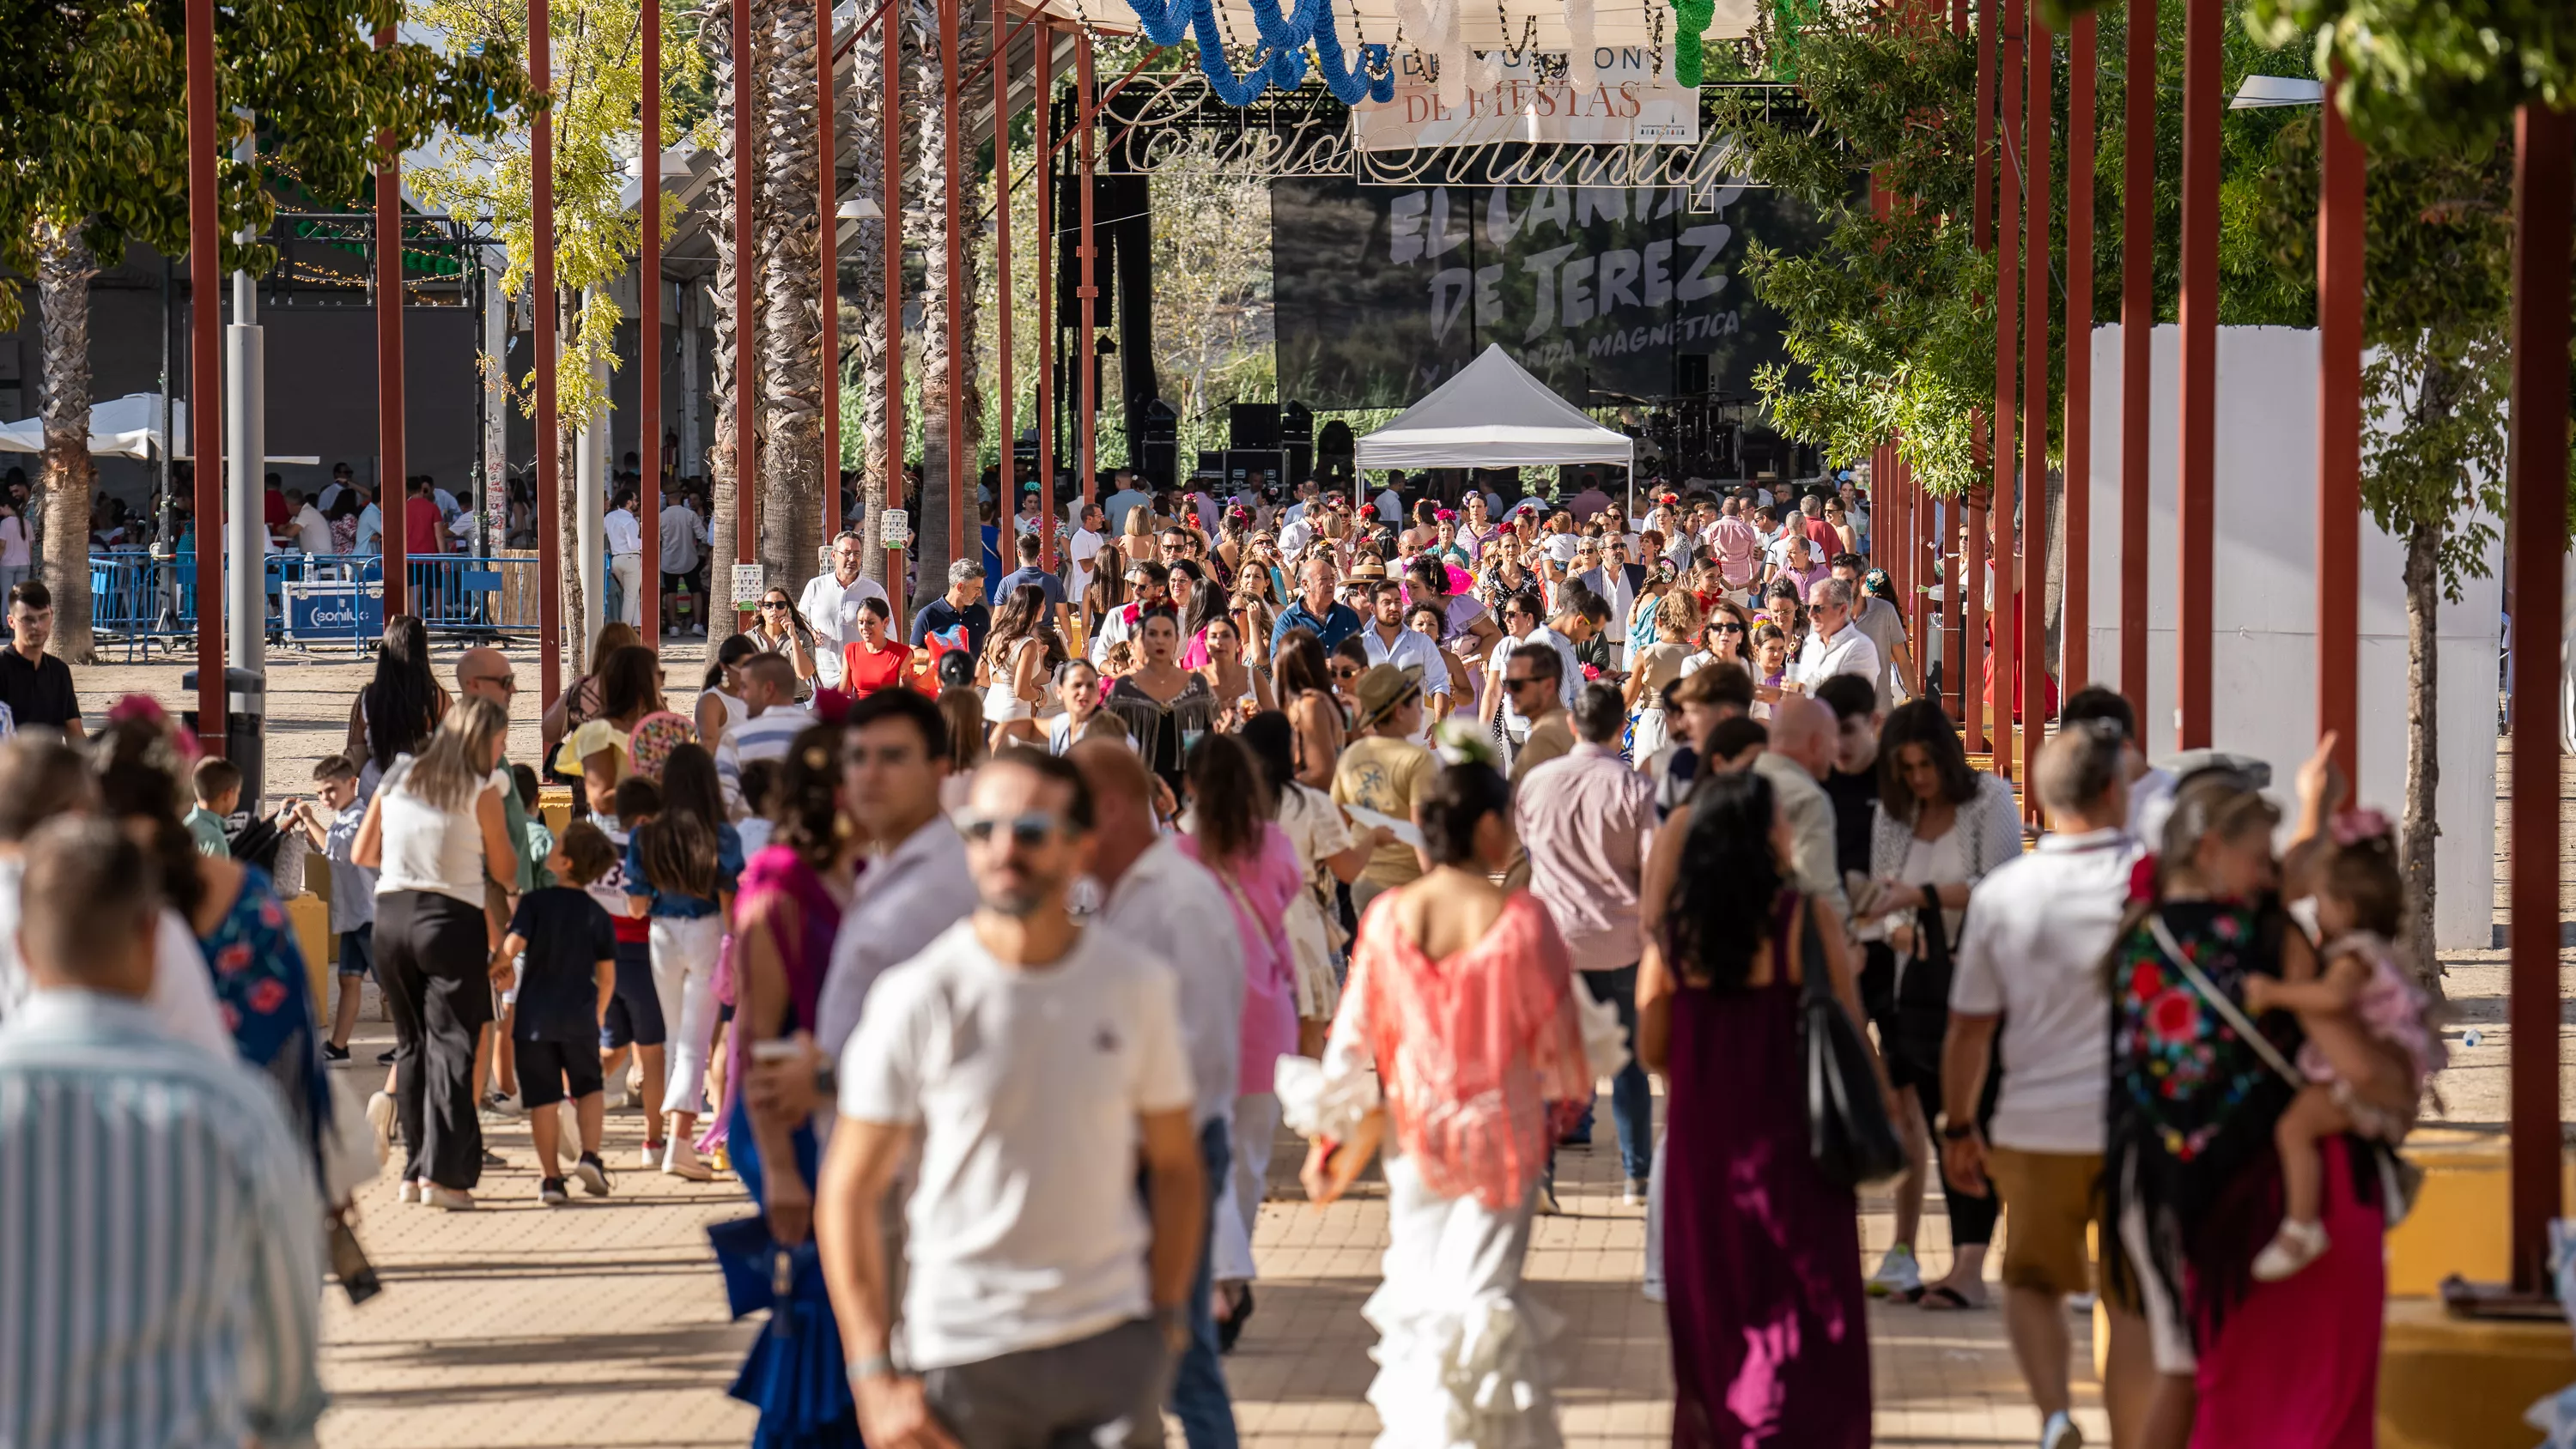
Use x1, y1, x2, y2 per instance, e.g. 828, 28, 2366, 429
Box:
1479, 589, 1579, 745
1090, 560, 1173, 666
798, 530, 891, 690
817, 746, 1206, 1449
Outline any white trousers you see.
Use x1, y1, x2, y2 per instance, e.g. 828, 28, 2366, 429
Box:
648, 914, 724, 1116
611, 552, 644, 627
1212, 1092, 1279, 1282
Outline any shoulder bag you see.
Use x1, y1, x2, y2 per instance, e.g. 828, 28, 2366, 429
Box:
1799, 899, 1907, 1187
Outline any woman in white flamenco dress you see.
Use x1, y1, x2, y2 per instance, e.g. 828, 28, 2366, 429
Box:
1278, 724, 1626, 1449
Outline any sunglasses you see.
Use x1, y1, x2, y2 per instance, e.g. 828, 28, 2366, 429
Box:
468, 673, 519, 693
953, 809, 1068, 846
761, 599, 790, 610
1329, 664, 1364, 679
1504, 674, 1546, 690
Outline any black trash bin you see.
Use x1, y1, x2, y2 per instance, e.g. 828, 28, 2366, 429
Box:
179, 667, 266, 814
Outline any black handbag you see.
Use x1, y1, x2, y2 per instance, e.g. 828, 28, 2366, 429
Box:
1798, 900, 1906, 1188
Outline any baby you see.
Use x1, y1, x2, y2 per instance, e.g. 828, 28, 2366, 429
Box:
2245, 811, 2443, 1281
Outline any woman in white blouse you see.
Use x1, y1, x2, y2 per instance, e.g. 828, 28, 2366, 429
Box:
1856, 699, 2023, 1307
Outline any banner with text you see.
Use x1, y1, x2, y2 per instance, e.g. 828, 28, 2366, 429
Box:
1272, 174, 1824, 409
1352, 49, 1700, 150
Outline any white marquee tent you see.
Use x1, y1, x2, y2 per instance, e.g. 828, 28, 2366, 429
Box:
1355, 343, 1636, 482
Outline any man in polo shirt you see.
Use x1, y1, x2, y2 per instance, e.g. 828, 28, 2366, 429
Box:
1270, 553, 1362, 655
909, 559, 992, 653
717, 654, 811, 817
797, 530, 892, 688
1830, 552, 1917, 711
1357, 579, 1447, 737
995, 529, 1067, 607
0, 581, 82, 737
1941, 724, 2149, 1449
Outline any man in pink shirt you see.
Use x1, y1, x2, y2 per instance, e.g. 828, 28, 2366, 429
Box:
1709, 497, 1759, 594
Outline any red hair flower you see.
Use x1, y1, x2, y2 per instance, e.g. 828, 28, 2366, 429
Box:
1580, 664, 1602, 682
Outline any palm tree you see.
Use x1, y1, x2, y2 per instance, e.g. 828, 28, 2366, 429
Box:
758, 0, 824, 602
902, 0, 952, 592
702, 0, 752, 603
33, 219, 97, 664
841, 27, 890, 582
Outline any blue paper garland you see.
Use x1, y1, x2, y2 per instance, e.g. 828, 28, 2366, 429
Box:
1115, 0, 1392, 106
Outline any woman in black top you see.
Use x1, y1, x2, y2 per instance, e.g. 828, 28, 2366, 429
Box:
1103, 608, 1217, 797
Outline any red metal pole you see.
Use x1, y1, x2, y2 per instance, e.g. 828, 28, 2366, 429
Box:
993, 0, 1013, 552
533, 0, 562, 706
2118, 0, 2154, 720
942, 0, 965, 567
2505, 101, 2573, 1297
2314, 63, 2361, 779
1036, 25, 1055, 569
818, 0, 839, 547
733, 0, 756, 624
185, 0, 223, 755
1077, 30, 1098, 509
1965, 0, 1994, 750
1992, 0, 2020, 778
884, 5, 905, 621
377, 21, 407, 615
641, 0, 662, 640
2174, 0, 2218, 749
2020, 4, 2049, 786
2064, 9, 2093, 690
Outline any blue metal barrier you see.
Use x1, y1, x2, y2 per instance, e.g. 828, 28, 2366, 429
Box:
88, 551, 544, 655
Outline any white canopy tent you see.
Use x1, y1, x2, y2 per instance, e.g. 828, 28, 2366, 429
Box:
0, 393, 315, 464
1355, 343, 1635, 506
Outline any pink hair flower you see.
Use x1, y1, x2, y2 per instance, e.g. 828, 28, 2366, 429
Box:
2330, 807, 2392, 848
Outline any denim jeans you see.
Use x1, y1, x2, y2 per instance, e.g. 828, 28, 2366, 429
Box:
1166, 1117, 1239, 1449
1576, 964, 1654, 1181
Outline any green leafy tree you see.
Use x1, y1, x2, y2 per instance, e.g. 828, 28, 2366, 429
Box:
23, 0, 538, 662
2245, 0, 2575, 154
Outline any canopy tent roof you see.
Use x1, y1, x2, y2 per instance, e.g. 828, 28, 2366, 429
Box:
1356, 344, 1634, 471
0, 394, 316, 464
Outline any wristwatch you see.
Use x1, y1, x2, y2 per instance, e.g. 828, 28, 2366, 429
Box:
814, 1060, 839, 1100
1937, 1115, 1977, 1143
848, 1351, 898, 1383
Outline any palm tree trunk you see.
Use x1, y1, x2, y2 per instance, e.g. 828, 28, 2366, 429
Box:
844, 26, 890, 582
760, 0, 824, 603
703, 0, 749, 608
903, 0, 952, 595
35, 221, 98, 664
556, 291, 589, 658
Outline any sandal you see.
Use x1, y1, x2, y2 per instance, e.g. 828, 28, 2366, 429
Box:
1916, 1284, 1989, 1311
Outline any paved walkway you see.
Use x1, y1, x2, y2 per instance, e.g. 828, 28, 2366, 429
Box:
70, 639, 2568, 1447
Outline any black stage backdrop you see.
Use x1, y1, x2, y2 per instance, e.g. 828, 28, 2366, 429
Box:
1272, 177, 1826, 409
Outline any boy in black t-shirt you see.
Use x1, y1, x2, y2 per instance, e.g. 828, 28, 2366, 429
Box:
489, 820, 622, 1205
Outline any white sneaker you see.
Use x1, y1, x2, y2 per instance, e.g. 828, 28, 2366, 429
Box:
1868, 1244, 1924, 1299
1622, 1176, 1649, 1207
365, 1091, 396, 1167
2041, 1409, 2083, 1449
423, 1184, 477, 1211
640, 1140, 667, 1170
2252, 1218, 2330, 1282
395, 1179, 422, 1204
662, 1137, 715, 1182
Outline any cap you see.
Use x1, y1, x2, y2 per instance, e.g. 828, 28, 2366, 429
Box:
1352, 663, 1424, 729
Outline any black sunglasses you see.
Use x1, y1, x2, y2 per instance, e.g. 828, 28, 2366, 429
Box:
953, 810, 1067, 846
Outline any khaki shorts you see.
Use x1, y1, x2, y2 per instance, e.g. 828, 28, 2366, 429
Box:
1988, 1147, 2102, 1297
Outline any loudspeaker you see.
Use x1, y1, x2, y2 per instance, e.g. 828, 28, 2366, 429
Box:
1278, 400, 1313, 444
1677, 353, 1711, 396
1139, 440, 1176, 489
1229, 403, 1280, 451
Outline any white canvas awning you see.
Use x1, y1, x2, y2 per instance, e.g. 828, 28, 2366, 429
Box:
0, 394, 317, 464
1356, 344, 1635, 473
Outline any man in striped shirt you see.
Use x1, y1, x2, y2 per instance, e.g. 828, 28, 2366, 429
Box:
0, 817, 326, 1449
718, 653, 813, 819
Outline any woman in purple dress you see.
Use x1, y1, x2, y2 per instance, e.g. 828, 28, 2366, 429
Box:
1638, 768, 1876, 1449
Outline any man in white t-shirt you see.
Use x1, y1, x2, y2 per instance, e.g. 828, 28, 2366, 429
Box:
1942, 724, 2150, 1449
797, 531, 891, 688
1068, 501, 1109, 604
1373, 476, 1404, 525
816, 748, 1204, 1449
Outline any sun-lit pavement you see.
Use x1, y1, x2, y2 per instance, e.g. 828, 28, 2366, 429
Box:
71, 641, 2574, 1448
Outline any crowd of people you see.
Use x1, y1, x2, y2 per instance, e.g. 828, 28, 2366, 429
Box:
0, 465, 2445, 1449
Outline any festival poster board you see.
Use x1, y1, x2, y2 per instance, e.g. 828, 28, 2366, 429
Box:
1272, 175, 1825, 409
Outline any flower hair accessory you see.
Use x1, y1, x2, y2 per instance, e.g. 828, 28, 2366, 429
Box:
106, 694, 203, 762
2330, 807, 2392, 848
1434, 508, 1456, 522
1429, 716, 1498, 769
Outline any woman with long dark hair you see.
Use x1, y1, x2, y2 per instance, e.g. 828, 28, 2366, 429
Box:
347, 613, 450, 798
696, 632, 762, 749
354, 696, 524, 1210
569, 643, 665, 815
1272, 627, 1346, 791
750, 586, 820, 696
624, 740, 740, 1181
730, 722, 866, 1447
1638, 767, 1876, 1446
981, 583, 1066, 748
1102, 608, 1218, 797
1286, 720, 1603, 1445
1181, 732, 1303, 1350
542, 621, 646, 762
1857, 699, 2022, 1307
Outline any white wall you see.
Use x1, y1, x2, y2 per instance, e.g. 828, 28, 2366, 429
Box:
2085, 323, 2502, 950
